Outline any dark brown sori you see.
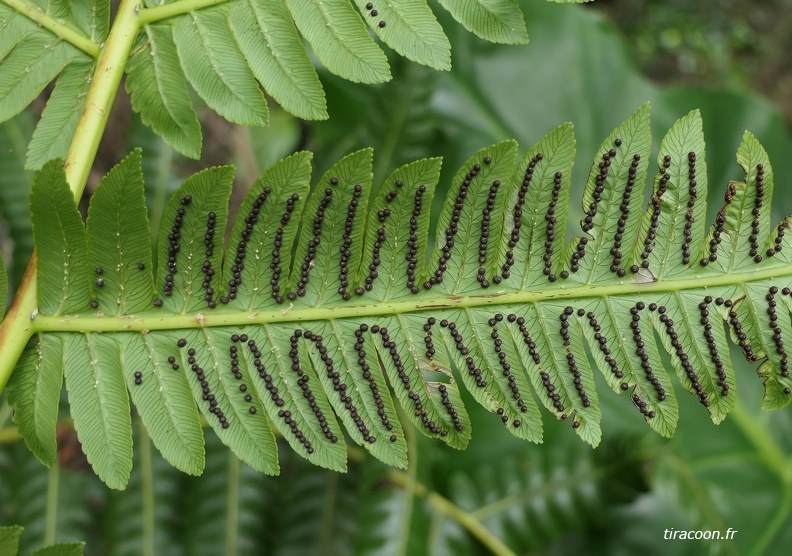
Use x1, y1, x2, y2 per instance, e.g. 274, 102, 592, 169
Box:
632, 302, 666, 408
559, 306, 591, 409
681, 151, 698, 264
353, 323, 398, 441
424, 161, 485, 290
289, 186, 333, 301
296, 329, 375, 443
374, 322, 445, 436
177, 339, 229, 429
637, 155, 671, 272
610, 154, 640, 276
223, 186, 271, 303
657, 306, 710, 408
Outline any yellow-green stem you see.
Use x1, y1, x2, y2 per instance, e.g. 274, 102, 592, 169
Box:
44, 462, 60, 546
225, 453, 241, 556
0, 0, 143, 393
63, 0, 142, 196
729, 400, 792, 486
138, 0, 227, 24
1, 0, 100, 57
26, 263, 792, 335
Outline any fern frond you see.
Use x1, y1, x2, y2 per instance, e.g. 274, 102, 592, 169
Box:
0, 524, 84, 556
2, 0, 535, 165
0, 525, 23, 555
8, 106, 792, 487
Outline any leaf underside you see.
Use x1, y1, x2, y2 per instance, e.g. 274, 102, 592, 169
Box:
14, 105, 792, 487
1, 0, 531, 165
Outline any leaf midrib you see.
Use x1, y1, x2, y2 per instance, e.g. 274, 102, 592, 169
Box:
34, 263, 792, 332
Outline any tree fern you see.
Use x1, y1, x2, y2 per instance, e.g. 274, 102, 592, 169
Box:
2, 105, 791, 488
0, 0, 544, 166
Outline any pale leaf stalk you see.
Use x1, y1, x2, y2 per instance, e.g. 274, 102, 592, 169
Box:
0, 0, 100, 57
0, 0, 143, 393
44, 462, 59, 545
138, 0, 228, 24
224, 452, 241, 556
139, 423, 156, 556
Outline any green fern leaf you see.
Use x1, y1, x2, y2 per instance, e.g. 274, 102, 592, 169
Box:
29, 543, 85, 556
0, 5, 29, 59
71, 0, 110, 43
63, 332, 133, 489
155, 165, 234, 314
118, 332, 205, 475
6, 335, 63, 466
86, 149, 155, 315
126, 24, 203, 159
179, 327, 280, 475
0, 525, 23, 555
351, 0, 452, 71
228, 0, 328, 120
25, 61, 95, 170
173, 8, 269, 127
221, 151, 312, 311
285, 0, 392, 84
17, 106, 792, 486
28, 0, 71, 19
436, 0, 529, 44
29, 159, 91, 316
2, 514, 84, 556
0, 38, 82, 123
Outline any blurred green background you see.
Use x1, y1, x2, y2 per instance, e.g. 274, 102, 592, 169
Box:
2, 0, 792, 554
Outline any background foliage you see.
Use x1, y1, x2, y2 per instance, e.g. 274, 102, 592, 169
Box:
2, 0, 792, 554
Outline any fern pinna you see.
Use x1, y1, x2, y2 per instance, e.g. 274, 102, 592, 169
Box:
3, 105, 792, 488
